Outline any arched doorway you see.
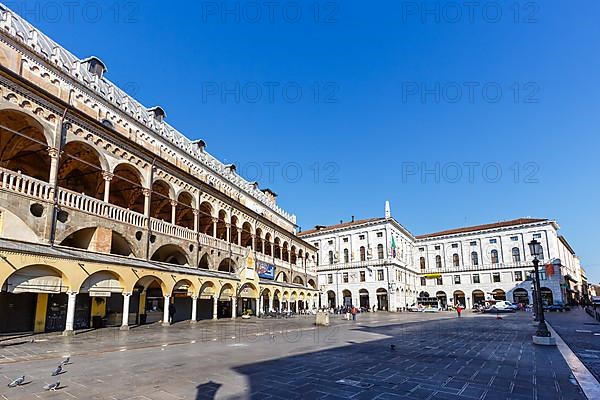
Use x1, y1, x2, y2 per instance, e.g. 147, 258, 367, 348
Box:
472, 290, 485, 307
171, 280, 195, 323
1, 265, 69, 333
540, 287, 553, 306
376, 288, 388, 311
436, 291, 447, 309
78, 271, 125, 328
453, 290, 465, 307
217, 284, 234, 318
342, 289, 352, 307
238, 283, 258, 316
133, 276, 166, 325
492, 289, 506, 301
327, 290, 336, 308
198, 281, 216, 320
109, 164, 144, 213
359, 289, 370, 309
512, 288, 529, 305
273, 290, 281, 312
261, 289, 271, 313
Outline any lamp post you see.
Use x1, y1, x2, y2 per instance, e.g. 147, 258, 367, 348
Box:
528, 239, 552, 340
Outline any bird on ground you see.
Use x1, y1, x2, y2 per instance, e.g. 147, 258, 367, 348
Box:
7, 376, 25, 387
43, 381, 60, 391
390, 344, 396, 351
60, 357, 70, 366
51, 365, 63, 376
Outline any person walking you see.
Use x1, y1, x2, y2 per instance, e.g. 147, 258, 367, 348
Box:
351, 306, 358, 321
456, 304, 463, 318
169, 303, 176, 323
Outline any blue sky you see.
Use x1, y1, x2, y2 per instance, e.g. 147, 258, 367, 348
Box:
10, 1, 600, 281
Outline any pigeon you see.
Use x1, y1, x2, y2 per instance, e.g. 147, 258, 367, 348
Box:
60, 357, 70, 366
52, 365, 63, 376
8, 376, 25, 387
43, 381, 60, 391
390, 344, 396, 351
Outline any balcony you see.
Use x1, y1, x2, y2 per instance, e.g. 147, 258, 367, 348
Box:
422, 261, 536, 274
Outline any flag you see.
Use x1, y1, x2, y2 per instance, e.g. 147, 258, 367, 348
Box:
391, 236, 397, 258
545, 263, 554, 277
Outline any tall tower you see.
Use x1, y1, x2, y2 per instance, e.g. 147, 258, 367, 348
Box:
385, 201, 391, 219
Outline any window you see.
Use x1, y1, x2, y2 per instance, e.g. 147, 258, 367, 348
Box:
327, 274, 333, 284
471, 251, 479, 266
434, 245, 440, 250
491, 249, 499, 264
436, 276, 443, 285
533, 233, 541, 239
313, 242, 319, 247
328, 250, 334, 265
511, 236, 518, 241
360, 246, 366, 261
453, 253, 460, 267
493, 272, 500, 283
515, 271, 523, 281
489, 239, 497, 244
420, 256, 426, 270
377, 269, 384, 281
420, 277, 426, 286
512, 247, 521, 262
472, 274, 480, 284
328, 240, 333, 245
343, 272, 348, 283
451, 243, 458, 248
470, 241, 477, 246
377, 232, 383, 238
419, 247, 425, 252
343, 237, 348, 242
377, 244, 384, 260
343, 248, 349, 263
539, 246, 545, 260
539, 270, 547, 280
454, 275, 461, 284
359, 235, 365, 240
360, 271, 365, 282
435, 255, 442, 268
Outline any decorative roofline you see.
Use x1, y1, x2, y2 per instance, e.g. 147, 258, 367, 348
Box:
0, 3, 295, 224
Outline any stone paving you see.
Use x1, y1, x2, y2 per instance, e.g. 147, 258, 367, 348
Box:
546, 308, 600, 382
0, 311, 586, 399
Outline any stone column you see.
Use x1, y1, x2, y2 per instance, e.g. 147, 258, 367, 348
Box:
237, 230, 241, 246
191, 296, 198, 323
212, 296, 218, 320
142, 189, 152, 217
170, 200, 177, 225
212, 218, 218, 238
226, 223, 231, 242
261, 240, 265, 254
257, 296, 262, 317
162, 295, 171, 326
102, 172, 113, 203
48, 148, 60, 187
63, 292, 77, 335
231, 296, 237, 319
269, 295, 274, 312
295, 299, 299, 313
193, 210, 199, 232
120, 293, 131, 330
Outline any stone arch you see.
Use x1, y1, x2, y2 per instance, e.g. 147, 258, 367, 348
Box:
241, 221, 253, 248
230, 215, 239, 244
307, 278, 317, 289
175, 190, 195, 230
1, 264, 72, 293
150, 179, 174, 221
219, 283, 235, 299
472, 289, 485, 305
151, 244, 190, 266
254, 228, 263, 252
172, 279, 196, 297
276, 270, 288, 283
58, 140, 107, 199
282, 241, 289, 262
216, 209, 228, 240
293, 275, 304, 285
198, 201, 214, 235
130, 275, 168, 294
218, 257, 237, 273
264, 233, 273, 256
492, 288, 506, 301
239, 282, 259, 298
198, 252, 214, 270
199, 281, 217, 297
59, 227, 136, 258
77, 270, 125, 294
290, 245, 297, 264
274, 237, 281, 259
109, 163, 145, 213
0, 108, 51, 181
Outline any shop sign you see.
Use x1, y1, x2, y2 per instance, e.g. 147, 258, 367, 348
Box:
257, 261, 275, 280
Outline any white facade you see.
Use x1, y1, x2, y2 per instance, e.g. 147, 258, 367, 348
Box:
301, 203, 585, 310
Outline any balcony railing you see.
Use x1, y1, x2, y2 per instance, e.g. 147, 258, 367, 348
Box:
0, 167, 54, 201
422, 261, 537, 274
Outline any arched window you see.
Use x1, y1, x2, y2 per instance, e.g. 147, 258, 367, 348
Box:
453, 253, 460, 267
377, 244, 384, 260
343, 248, 349, 263
435, 255, 442, 268
491, 250, 499, 264
328, 250, 334, 265
512, 247, 521, 262
471, 251, 479, 266
359, 246, 366, 261
420, 257, 426, 270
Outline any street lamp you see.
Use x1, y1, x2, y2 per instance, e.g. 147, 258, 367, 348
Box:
528, 239, 551, 340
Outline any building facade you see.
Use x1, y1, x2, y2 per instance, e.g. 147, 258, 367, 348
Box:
302, 203, 585, 311
0, 4, 317, 335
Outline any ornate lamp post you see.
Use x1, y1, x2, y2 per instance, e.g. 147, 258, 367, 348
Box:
528, 239, 553, 343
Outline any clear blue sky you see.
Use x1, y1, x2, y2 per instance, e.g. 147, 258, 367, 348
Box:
11, 1, 600, 281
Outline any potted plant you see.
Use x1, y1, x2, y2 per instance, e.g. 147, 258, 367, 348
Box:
241, 309, 252, 319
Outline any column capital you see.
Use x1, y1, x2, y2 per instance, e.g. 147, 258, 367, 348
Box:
102, 171, 114, 181
191, 296, 198, 300
164, 294, 171, 298
47, 147, 60, 159
192, 209, 199, 216
170, 200, 178, 207
142, 188, 152, 197
123, 292, 132, 297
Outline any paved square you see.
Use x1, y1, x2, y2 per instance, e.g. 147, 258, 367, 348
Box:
0, 312, 585, 399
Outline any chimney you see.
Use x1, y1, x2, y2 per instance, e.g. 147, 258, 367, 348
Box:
340, 220, 343, 224
352, 215, 355, 222
385, 201, 391, 219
